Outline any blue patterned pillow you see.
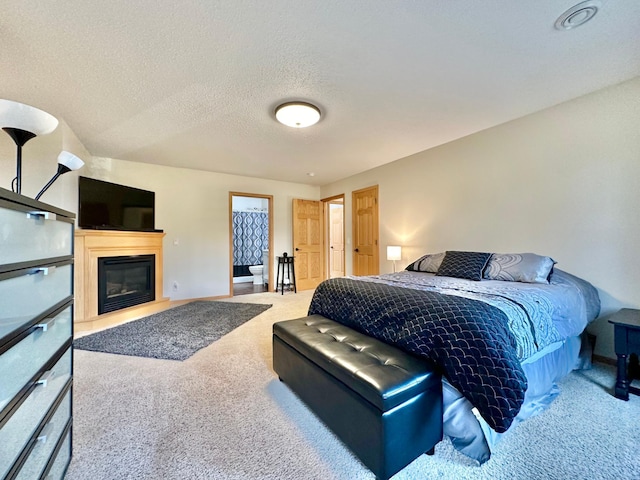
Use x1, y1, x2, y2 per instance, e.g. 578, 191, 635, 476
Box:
483, 253, 556, 284
405, 252, 445, 273
436, 251, 492, 281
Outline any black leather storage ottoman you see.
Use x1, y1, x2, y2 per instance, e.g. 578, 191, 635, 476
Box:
273, 315, 442, 480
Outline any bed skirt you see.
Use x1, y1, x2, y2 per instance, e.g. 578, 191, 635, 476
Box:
444, 334, 583, 463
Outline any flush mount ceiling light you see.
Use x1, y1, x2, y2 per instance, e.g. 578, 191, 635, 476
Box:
555, 1, 601, 30
275, 102, 321, 128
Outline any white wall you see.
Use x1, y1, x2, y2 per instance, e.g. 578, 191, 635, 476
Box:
321, 76, 640, 359
1, 127, 319, 302
84, 157, 319, 300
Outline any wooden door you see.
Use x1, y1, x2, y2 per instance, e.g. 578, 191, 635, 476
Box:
292, 199, 324, 290
352, 186, 379, 276
329, 202, 345, 278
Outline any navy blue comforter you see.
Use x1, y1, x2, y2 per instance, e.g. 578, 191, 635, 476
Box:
308, 277, 527, 433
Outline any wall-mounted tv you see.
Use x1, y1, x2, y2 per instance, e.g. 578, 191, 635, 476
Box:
78, 177, 159, 232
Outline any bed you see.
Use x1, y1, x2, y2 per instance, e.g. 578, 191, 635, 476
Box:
306, 251, 601, 463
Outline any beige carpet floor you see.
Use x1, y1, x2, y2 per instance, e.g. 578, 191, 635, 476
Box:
66, 290, 640, 480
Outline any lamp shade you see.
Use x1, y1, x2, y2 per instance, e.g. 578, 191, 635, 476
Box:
387, 245, 402, 261
57, 150, 85, 171
34, 151, 85, 200
275, 102, 321, 128
0, 99, 58, 135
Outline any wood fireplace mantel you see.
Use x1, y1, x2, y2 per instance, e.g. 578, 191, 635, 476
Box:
74, 230, 170, 331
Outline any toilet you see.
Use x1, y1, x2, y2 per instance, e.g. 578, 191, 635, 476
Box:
248, 265, 264, 285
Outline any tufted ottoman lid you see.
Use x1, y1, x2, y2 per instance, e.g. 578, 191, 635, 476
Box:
273, 315, 439, 412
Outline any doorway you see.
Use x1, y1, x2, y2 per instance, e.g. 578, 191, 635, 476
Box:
229, 192, 274, 296
322, 194, 345, 279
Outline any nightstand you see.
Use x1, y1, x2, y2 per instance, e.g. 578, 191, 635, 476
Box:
608, 308, 640, 400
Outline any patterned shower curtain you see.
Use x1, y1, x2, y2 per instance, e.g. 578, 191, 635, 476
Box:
232, 211, 269, 266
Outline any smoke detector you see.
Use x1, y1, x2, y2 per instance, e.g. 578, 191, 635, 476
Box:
555, 1, 601, 30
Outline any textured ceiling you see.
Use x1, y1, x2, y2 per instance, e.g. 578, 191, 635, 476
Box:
1, 1, 639, 186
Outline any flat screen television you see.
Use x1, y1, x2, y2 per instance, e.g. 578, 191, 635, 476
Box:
78, 177, 159, 232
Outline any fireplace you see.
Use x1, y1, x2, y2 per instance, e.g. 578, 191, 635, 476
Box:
98, 255, 156, 314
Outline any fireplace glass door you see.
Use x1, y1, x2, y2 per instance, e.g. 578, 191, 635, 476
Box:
98, 255, 155, 314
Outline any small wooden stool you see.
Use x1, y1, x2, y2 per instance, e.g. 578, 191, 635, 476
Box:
275, 253, 296, 294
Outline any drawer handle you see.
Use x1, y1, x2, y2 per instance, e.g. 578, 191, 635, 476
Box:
36, 317, 57, 332
37, 423, 54, 444
36, 369, 55, 388
34, 266, 56, 275
27, 211, 57, 221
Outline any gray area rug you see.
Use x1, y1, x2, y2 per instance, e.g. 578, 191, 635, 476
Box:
74, 301, 272, 360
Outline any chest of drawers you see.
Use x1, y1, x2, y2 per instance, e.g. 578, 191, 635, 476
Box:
0, 187, 74, 480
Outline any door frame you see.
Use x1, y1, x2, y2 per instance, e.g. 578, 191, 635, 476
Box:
229, 192, 274, 296
321, 193, 345, 279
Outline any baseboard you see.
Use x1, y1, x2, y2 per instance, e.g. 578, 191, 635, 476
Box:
185, 294, 231, 302
593, 354, 616, 366
233, 276, 254, 284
